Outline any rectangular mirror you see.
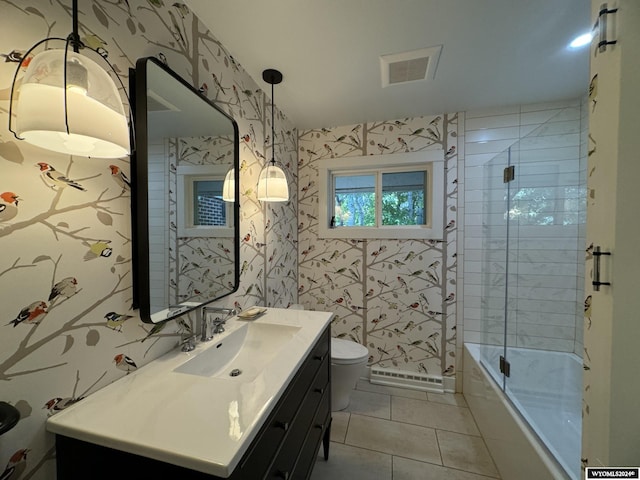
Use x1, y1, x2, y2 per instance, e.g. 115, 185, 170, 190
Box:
132, 57, 240, 323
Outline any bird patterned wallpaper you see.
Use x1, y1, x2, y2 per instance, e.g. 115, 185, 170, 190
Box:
0, 1, 297, 478
298, 114, 459, 377
168, 135, 237, 306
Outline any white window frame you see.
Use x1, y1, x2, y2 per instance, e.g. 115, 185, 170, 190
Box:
318, 150, 444, 240
176, 165, 234, 238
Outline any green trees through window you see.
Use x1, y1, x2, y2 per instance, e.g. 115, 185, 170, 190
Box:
333, 170, 426, 227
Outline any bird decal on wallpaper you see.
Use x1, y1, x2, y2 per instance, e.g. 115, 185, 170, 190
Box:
83, 241, 112, 261
6, 301, 48, 327
211, 73, 227, 95
445, 145, 456, 157
48, 277, 78, 302
108, 165, 130, 193
141, 321, 167, 342
105, 312, 134, 332
36, 163, 87, 191
172, 2, 190, 19
80, 34, 108, 51
1, 49, 25, 63
584, 295, 592, 318
0, 192, 19, 223
589, 74, 598, 112
1, 448, 29, 480
114, 354, 137, 374
397, 137, 409, 152
43, 397, 83, 416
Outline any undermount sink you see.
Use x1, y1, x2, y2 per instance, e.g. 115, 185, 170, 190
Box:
173, 321, 301, 380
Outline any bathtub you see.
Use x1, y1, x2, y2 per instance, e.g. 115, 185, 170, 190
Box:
463, 343, 582, 480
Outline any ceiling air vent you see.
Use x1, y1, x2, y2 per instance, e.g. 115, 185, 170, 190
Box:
380, 45, 442, 87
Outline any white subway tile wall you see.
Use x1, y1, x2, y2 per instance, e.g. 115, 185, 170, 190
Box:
461, 99, 587, 354
148, 139, 170, 311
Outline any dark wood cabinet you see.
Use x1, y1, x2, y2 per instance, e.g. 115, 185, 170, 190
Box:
55, 326, 331, 480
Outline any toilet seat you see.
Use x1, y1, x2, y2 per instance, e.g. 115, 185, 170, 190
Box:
331, 337, 369, 365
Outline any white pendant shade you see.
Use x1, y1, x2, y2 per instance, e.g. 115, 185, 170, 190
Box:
14, 49, 130, 158
257, 163, 289, 202
222, 168, 235, 202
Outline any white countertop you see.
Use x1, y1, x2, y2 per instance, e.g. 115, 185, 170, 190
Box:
46, 308, 333, 477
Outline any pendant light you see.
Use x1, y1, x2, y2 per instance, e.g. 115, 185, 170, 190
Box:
8, 0, 130, 158
257, 69, 289, 202
222, 167, 235, 202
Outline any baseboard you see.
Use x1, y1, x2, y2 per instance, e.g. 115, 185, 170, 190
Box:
369, 366, 445, 393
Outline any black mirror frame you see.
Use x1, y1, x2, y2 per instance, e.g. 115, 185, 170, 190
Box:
131, 56, 240, 324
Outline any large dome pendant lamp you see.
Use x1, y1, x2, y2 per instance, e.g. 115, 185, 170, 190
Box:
8, 0, 131, 158
257, 69, 289, 202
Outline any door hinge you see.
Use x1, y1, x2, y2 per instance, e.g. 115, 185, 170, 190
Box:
499, 355, 511, 377
503, 166, 515, 183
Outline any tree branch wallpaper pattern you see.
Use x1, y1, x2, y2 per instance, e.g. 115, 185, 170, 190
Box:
298, 114, 459, 376
0, 1, 297, 477
169, 135, 236, 305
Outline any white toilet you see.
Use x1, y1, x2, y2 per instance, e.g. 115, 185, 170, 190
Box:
330, 337, 369, 411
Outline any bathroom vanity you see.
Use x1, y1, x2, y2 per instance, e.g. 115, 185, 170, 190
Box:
47, 308, 333, 479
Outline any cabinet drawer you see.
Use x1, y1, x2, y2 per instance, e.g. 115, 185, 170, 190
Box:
267, 368, 329, 480
287, 363, 329, 450
292, 389, 331, 480
240, 328, 328, 479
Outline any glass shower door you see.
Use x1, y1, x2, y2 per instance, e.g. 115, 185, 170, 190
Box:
479, 147, 510, 388
502, 106, 585, 479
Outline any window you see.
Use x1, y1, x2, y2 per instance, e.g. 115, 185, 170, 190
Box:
318, 151, 444, 239
192, 179, 227, 226
177, 165, 234, 238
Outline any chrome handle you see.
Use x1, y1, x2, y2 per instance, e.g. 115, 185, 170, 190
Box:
595, 4, 618, 53
592, 246, 611, 291
276, 471, 290, 480
314, 387, 324, 394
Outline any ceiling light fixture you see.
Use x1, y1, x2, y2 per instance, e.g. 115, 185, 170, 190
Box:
257, 69, 289, 202
8, 0, 130, 158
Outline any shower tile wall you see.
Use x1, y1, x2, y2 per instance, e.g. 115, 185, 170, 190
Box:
148, 138, 169, 310
462, 99, 586, 354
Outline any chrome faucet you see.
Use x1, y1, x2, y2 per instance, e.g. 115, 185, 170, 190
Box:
178, 318, 196, 352
200, 306, 237, 342
213, 318, 226, 334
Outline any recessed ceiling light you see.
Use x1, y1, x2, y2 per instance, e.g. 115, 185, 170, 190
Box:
569, 33, 593, 49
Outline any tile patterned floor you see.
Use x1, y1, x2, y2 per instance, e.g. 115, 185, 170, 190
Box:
310, 380, 500, 480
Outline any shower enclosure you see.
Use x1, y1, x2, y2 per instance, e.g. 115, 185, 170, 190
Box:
477, 104, 587, 479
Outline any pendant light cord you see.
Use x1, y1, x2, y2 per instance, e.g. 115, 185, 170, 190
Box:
271, 80, 275, 166
71, 0, 80, 53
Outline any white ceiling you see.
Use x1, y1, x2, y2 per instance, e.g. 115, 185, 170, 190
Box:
185, 0, 592, 130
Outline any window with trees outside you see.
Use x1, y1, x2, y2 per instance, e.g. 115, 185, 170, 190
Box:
318, 151, 444, 239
